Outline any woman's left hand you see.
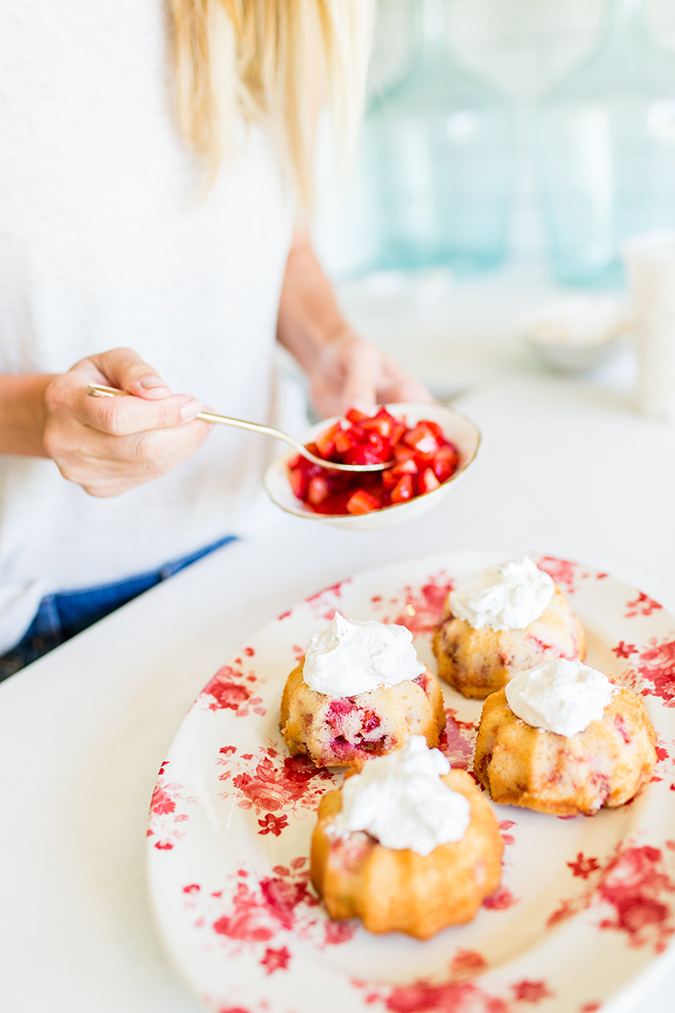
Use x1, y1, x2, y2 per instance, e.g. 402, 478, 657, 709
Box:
308, 330, 435, 419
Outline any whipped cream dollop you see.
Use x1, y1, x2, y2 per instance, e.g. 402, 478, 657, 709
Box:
505, 658, 616, 737
302, 612, 425, 697
333, 736, 471, 856
449, 557, 555, 631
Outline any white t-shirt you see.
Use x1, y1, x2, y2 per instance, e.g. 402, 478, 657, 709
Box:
0, 1, 297, 653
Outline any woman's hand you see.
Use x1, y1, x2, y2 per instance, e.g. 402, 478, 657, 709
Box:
276, 228, 434, 420
308, 330, 434, 419
42, 347, 211, 497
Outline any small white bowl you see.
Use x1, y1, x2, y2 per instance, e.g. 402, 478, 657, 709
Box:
263, 401, 481, 531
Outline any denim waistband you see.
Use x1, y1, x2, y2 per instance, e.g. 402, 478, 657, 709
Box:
0, 534, 237, 679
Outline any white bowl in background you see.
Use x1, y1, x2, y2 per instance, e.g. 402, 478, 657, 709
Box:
518, 294, 632, 374
263, 401, 481, 531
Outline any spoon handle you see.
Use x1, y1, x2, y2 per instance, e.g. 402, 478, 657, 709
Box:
86, 385, 391, 473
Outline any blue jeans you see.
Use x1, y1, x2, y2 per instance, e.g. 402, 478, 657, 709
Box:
0, 535, 236, 681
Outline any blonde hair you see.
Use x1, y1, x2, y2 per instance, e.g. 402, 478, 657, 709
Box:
168, 0, 376, 203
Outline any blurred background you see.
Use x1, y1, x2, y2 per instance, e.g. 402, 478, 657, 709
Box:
309, 0, 675, 406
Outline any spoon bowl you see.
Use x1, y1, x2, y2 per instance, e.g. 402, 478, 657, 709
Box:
263, 402, 481, 530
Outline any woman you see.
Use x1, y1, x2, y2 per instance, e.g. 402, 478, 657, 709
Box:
0, 1, 431, 675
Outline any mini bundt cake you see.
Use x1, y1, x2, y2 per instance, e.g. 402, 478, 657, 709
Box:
311, 737, 504, 938
433, 557, 586, 699
473, 658, 657, 816
280, 614, 445, 769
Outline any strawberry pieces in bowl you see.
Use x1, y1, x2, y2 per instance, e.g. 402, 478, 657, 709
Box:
287, 407, 461, 516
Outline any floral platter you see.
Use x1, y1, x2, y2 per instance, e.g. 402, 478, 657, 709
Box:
147, 550, 675, 1013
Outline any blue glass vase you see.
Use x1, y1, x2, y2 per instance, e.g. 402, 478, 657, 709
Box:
538, 0, 675, 288
363, 0, 514, 275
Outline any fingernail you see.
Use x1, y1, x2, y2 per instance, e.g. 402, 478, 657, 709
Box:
141, 375, 168, 390
180, 399, 201, 421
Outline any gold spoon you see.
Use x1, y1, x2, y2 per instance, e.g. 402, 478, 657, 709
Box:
86, 384, 394, 473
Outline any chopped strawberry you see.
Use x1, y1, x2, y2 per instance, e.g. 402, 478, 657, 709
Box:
432, 443, 459, 481
391, 457, 418, 476
418, 467, 441, 494
314, 421, 340, 457
344, 444, 386, 466
289, 467, 306, 498
389, 422, 406, 446
381, 468, 399, 491
424, 420, 446, 444
393, 444, 416, 463
391, 474, 414, 503
346, 489, 381, 514
289, 409, 458, 515
361, 407, 397, 438
333, 428, 357, 454
404, 422, 440, 459
346, 408, 370, 424
308, 476, 330, 505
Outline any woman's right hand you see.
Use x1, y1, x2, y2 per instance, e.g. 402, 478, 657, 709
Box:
43, 347, 212, 497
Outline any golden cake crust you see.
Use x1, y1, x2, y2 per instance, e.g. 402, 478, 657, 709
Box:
280, 661, 446, 770
473, 683, 657, 816
432, 586, 586, 699
310, 768, 503, 938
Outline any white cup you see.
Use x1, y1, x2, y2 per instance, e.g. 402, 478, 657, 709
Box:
621, 229, 675, 422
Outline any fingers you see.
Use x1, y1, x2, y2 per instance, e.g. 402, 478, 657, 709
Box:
42, 347, 213, 497
48, 417, 212, 497
87, 347, 172, 400
378, 356, 436, 404
54, 351, 203, 435
338, 340, 381, 415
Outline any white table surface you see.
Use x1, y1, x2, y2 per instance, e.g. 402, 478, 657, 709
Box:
1, 368, 675, 1013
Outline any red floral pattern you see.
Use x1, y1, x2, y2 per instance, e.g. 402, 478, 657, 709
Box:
217, 743, 334, 835
305, 578, 351, 621
379, 571, 454, 635
483, 887, 519, 911
150, 554, 675, 1013
261, 946, 291, 974
536, 556, 580, 592
567, 853, 600, 880
147, 761, 192, 851
633, 636, 675, 707
449, 950, 488, 979
201, 661, 266, 718
185, 858, 356, 970
549, 843, 675, 951
357, 979, 509, 1013
625, 592, 663, 619
499, 821, 517, 847
510, 980, 554, 1003
613, 641, 638, 659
